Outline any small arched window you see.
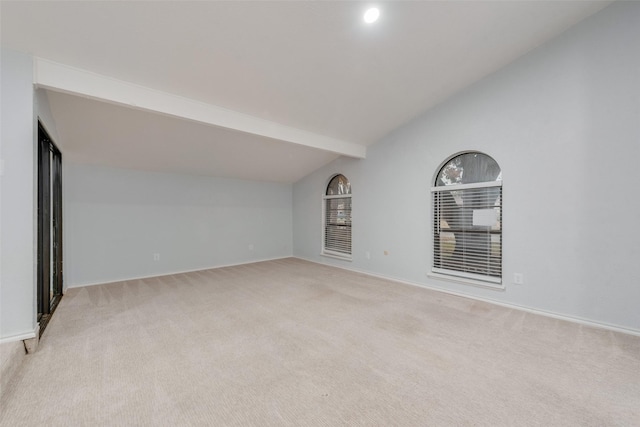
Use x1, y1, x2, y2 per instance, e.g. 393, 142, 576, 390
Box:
323, 174, 352, 259
432, 152, 502, 286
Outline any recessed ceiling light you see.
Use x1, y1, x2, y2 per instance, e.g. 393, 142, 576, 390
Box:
363, 8, 380, 24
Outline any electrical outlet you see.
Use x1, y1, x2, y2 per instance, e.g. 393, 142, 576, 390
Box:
365, 251, 371, 259
249, 244, 254, 251
153, 253, 160, 262
514, 273, 524, 285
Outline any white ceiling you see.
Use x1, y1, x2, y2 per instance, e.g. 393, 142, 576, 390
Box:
46, 90, 340, 182
1, 1, 610, 182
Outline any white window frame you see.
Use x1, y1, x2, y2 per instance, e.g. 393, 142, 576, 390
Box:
430, 159, 502, 289
322, 176, 352, 261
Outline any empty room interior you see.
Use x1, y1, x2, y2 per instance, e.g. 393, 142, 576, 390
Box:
1, 1, 639, 425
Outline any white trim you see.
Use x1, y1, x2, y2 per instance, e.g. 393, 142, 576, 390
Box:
294, 256, 640, 337
324, 194, 353, 200
0, 328, 37, 345
320, 252, 353, 262
431, 180, 502, 192
428, 271, 504, 289
33, 58, 367, 159
65, 256, 291, 289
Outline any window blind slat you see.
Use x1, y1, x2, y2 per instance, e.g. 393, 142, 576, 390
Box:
433, 185, 502, 280
324, 193, 352, 256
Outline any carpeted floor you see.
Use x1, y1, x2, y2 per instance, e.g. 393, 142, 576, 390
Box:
1, 258, 639, 426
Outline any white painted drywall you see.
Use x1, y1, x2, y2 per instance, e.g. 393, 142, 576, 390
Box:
293, 2, 640, 332
64, 163, 293, 287
0, 50, 37, 342
35, 89, 59, 143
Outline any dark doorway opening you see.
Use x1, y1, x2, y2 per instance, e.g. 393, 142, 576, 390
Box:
38, 121, 63, 337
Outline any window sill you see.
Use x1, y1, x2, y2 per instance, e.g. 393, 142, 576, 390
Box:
321, 252, 353, 262
427, 271, 504, 290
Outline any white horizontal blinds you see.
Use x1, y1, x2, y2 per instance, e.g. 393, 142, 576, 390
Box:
324, 174, 352, 256
433, 182, 502, 281
432, 152, 502, 284
325, 196, 352, 254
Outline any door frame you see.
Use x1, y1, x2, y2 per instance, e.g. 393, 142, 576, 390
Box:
37, 120, 63, 336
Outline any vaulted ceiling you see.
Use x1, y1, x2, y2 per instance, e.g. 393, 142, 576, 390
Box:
1, 1, 610, 182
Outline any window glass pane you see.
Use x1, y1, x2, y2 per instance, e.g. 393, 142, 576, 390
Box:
326, 174, 351, 195
436, 152, 501, 186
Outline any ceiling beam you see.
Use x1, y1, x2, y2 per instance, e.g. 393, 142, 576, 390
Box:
34, 58, 366, 159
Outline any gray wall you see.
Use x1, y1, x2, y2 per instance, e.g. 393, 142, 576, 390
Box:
0, 50, 37, 341
64, 163, 293, 287
293, 2, 640, 332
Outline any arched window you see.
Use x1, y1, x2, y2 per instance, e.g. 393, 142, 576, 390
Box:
431, 152, 502, 285
323, 174, 352, 259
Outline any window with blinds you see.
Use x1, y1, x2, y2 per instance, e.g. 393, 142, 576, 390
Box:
432, 153, 502, 285
323, 174, 352, 258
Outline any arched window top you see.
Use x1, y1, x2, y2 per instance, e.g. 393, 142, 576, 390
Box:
436, 152, 501, 186
326, 174, 351, 195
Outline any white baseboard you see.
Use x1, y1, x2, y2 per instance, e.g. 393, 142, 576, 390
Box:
0, 328, 37, 345
294, 256, 640, 337
65, 256, 292, 289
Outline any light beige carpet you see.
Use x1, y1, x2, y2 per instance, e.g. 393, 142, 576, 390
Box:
1, 258, 639, 426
